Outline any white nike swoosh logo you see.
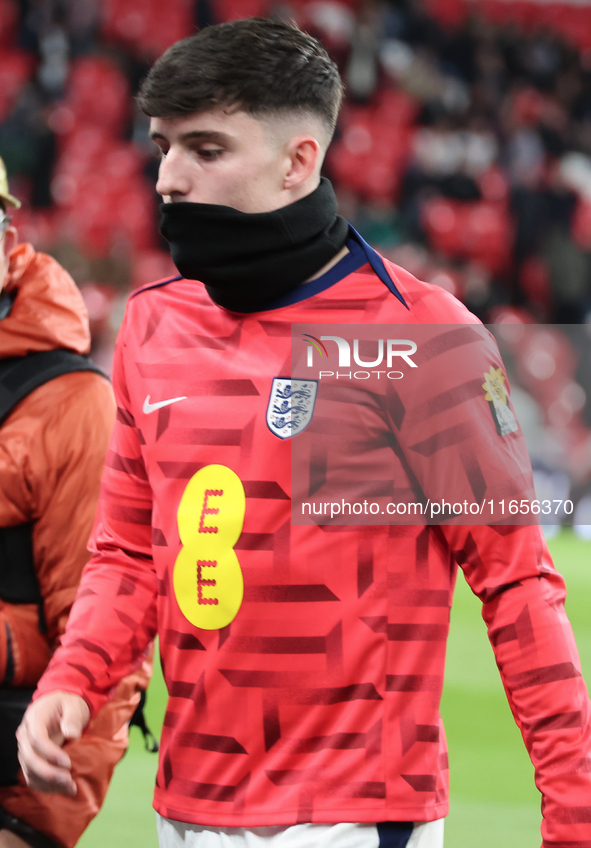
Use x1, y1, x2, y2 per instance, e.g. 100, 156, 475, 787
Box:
143, 394, 187, 414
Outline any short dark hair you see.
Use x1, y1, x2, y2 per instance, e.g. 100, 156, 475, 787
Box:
137, 18, 343, 138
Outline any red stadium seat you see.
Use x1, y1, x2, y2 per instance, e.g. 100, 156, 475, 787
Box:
114, 181, 159, 252
79, 283, 118, 342
0, 0, 18, 48
11, 208, 58, 251
59, 178, 156, 256
421, 197, 512, 275
421, 197, 460, 255
572, 198, 591, 251
462, 202, 512, 275
53, 136, 157, 256
328, 98, 414, 202
459, 0, 591, 53
479, 167, 509, 203
66, 57, 130, 135
374, 88, 420, 128
424, 0, 467, 28
511, 86, 546, 128
0, 50, 34, 121
512, 327, 578, 423
52, 134, 127, 204
101, 0, 193, 56
519, 256, 552, 316
216, 0, 269, 21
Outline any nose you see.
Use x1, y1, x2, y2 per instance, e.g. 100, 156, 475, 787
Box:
155, 148, 191, 201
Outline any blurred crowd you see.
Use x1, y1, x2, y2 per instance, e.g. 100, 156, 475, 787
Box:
2, 0, 591, 529
321, 0, 591, 327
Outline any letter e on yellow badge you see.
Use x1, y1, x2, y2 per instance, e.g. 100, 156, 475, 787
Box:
173, 464, 245, 630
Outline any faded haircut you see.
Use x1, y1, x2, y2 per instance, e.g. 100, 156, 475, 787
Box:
137, 18, 344, 141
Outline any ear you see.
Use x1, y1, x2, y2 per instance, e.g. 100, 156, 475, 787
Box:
3, 226, 17, 269
283, 136, 322, 190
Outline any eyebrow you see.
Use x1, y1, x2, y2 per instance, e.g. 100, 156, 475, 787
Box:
149, 130, 232, 145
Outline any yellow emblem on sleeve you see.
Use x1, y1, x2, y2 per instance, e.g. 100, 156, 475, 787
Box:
482, 366, 518, 436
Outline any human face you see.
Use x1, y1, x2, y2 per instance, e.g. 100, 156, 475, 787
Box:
150, 108, 296, 213
0, 211, 16, 293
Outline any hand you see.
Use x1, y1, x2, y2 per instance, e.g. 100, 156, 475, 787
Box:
16, 691, 90, 795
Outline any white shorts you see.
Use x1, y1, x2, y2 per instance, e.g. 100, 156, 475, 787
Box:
156, 817, 444, 848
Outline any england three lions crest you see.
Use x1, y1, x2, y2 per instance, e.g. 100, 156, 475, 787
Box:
267, 378, 318, 440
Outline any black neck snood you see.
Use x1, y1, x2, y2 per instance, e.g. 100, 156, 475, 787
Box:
159, 177, 349, 312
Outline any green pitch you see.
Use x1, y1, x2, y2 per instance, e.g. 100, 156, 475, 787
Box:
77, 530, 591, 848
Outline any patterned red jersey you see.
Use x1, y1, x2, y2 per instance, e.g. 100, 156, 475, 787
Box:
37, 232, 591, 844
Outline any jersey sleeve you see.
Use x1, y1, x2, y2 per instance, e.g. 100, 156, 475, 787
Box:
383, 323, 591, 844
443, 523, 591, 846
35, 311, 158, 717
383, 323, 535, 521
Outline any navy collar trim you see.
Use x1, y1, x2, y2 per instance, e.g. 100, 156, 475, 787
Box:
348, 225, 409, 310
233, 224, 409, 313
130, 274, 182, 299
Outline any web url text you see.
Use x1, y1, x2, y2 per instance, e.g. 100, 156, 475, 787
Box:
301, 498, 574, 519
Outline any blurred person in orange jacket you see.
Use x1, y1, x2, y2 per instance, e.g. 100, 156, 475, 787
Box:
0, 158, 151, 848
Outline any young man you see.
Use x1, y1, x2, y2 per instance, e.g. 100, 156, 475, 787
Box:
0, 159, 150, 848
17, 19, 591, 848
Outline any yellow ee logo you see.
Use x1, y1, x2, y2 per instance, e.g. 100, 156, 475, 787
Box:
173, 464, 245, 630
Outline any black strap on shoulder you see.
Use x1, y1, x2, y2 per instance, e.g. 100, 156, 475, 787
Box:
0, 350, 108, 620
0, 349, 107, 427
0, 523, 39, 607
0, 805, 62, 847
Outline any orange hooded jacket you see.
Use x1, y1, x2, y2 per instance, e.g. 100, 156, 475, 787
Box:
0, 243, 151, 847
